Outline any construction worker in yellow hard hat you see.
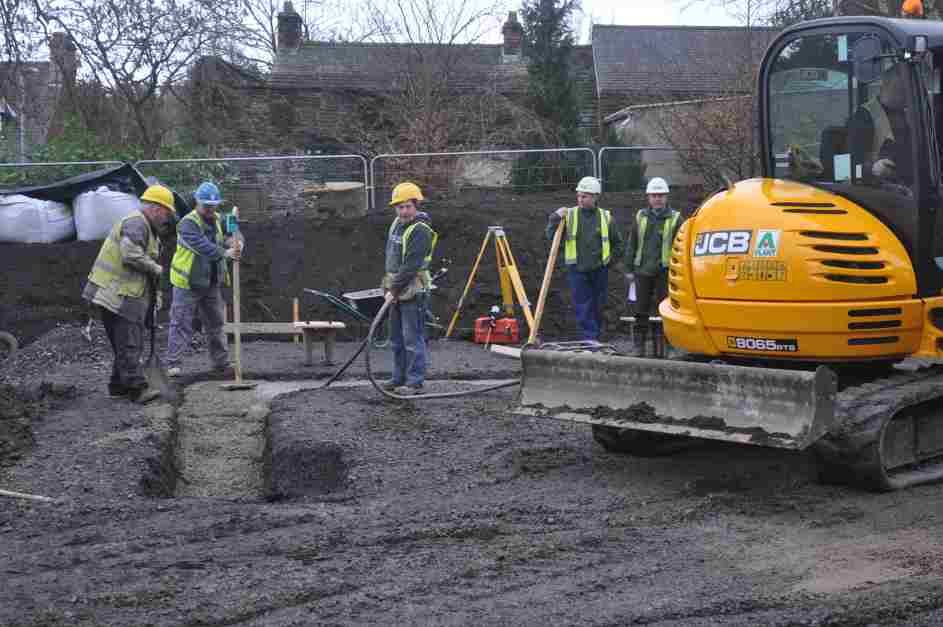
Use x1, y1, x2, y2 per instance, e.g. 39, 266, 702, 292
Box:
381, 181, 438, 395
165, 181, 244, 378
547, 176, 625, 342
82, 184, 178, 403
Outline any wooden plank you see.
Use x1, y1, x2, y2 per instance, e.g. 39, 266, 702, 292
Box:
293, 321, 346, 329
224, 322, 302, 335
490, 345, 522, 360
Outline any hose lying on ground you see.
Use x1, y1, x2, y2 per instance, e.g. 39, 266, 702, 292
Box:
323, 298, 520, 399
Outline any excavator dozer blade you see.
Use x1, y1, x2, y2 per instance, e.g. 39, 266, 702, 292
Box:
516, 349, 838, 450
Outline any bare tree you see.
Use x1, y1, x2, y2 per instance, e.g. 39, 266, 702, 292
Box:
200, 0, 376, 72
34, 0, 230, 155
348, 0, 523, 155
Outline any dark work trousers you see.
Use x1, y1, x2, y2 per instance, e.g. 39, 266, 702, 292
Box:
633, 270, 669, 322
100, 306, 146, 396
389, 292, 428, 387
567, 266, 609, 341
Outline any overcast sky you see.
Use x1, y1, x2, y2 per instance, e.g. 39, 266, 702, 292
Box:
575, 0, 740, 41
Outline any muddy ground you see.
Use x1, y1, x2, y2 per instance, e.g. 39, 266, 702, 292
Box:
3, 323, 943, 625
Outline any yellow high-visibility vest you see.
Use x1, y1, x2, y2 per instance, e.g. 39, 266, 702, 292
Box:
87, 211, 158, 298
635, 210, 680, 269
564, 207, 611, 266
170, 211, 230, 290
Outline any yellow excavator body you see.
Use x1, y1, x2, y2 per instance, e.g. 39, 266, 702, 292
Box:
660, 178, 943, 361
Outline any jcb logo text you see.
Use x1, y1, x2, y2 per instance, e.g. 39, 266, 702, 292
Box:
693, 230, 752, 257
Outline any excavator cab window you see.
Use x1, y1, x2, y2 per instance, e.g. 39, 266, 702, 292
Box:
768, 32, 917, 199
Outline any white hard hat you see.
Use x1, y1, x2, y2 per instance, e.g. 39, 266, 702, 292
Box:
646, 177, 670, 194
575, 176, 601, 195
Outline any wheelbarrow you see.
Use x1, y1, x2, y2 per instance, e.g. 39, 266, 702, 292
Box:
304, 288, 391, 348
304, 266, 449, 349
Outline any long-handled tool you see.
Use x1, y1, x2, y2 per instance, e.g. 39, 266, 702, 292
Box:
143, 277, 178, 403
221, 214, 256, 391
528, 219, 564, 345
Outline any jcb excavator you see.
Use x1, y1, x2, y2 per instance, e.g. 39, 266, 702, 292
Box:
518, 14, 943, 491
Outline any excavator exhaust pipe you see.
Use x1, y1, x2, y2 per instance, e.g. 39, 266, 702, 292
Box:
516, 348, 838, 450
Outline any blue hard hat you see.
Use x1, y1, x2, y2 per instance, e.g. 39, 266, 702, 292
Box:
194, 181, 223, 206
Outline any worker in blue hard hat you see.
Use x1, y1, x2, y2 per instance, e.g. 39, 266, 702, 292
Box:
164, 181, 244, 378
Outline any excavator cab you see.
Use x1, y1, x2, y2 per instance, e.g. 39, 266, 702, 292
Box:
518, 17, 943, 490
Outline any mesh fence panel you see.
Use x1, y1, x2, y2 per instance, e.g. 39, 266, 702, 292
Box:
135, 156, 369, 221
370, 149, 596, 210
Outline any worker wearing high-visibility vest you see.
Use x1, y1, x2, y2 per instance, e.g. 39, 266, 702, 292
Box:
625, 177, 682, 353
165, 181, 244, 377
82, 184, 177, 403
546, 176, 625, 341
382, 181, 438, 395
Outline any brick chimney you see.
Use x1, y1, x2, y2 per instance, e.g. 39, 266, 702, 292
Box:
502, 11, 523, 59
277, 1, 304, 53
49, 32, 77, 86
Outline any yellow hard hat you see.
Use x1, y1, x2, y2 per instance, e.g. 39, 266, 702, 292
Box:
140, 184, 176, 214
390, 181, 424, 206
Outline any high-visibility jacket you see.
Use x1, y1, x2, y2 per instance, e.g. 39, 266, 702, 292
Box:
635, 209, 681, 269
170, 211, 230, 290
564, 206, 611, 266
87, 211, 159, 299
386, 217, 438, 289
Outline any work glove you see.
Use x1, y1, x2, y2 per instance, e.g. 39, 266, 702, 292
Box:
223, 246, 242, 261
625, 272, 635, 282
155, 290, 163, 312
384, 291, 397, 304
872, 158, 896, 179
151, 263, 163, 277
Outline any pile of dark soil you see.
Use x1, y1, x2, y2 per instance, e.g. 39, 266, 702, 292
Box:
0, 382, 75, 468
0, 190, 671, 346
0, 322, 111, 387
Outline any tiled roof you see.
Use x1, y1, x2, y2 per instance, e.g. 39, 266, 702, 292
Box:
591, 24, 778, 97
271, 41, 528, 93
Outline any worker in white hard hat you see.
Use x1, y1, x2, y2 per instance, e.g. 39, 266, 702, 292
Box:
547, 176, 625, 341
625, 177, 682, 354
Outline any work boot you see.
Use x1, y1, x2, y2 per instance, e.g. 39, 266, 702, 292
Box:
381, 380, 403, 391
633, 323, 649, 357
212, 363, 235, 378
107, 384, 129, 399
129, 387, 160, 405
394, 385, 423, 396
166, 366, 182, 378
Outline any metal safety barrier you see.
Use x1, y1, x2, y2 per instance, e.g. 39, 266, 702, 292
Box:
370, 148, 598, 210
135, 155, 370, 218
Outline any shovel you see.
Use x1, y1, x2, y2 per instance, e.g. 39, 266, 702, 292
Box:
143, 277, 178, 404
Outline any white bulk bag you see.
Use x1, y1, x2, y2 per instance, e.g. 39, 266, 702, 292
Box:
0, 194, 75, 243
74, 186, 141, 241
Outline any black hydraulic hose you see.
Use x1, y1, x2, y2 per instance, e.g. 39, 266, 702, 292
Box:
365, 299, 520, 400
321, 335, 369, 389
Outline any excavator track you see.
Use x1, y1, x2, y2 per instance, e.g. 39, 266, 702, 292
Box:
815, 366, 943, 491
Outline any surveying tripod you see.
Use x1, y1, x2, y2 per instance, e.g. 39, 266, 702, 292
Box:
445, 226, 534, 339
